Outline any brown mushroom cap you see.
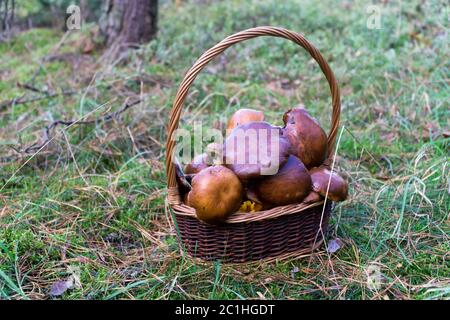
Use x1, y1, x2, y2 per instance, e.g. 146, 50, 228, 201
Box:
309, 166, 348, 202
223, 121, 291, 181
282, 106, 328, 168
227, 108, 265, 133
187, 166, 243, 224
184, 153, 210, 174
254, 155, 312, 206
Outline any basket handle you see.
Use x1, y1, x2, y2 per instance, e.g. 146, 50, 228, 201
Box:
165, 26, 341, 192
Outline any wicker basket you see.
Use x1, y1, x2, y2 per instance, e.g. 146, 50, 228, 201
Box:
165, 26, 341, 263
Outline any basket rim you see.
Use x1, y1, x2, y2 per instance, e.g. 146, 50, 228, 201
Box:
170, 199, 327, 224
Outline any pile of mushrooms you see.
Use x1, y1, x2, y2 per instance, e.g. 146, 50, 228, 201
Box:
177, 106, 348, 224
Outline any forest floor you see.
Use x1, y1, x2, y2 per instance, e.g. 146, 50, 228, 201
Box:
0, 0, 448, 299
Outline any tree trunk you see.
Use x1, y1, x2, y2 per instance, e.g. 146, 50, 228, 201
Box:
99, 0, 157, 49
0, 0, 15, 41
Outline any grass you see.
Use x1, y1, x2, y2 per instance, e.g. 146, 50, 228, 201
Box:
0, 0, 449, 300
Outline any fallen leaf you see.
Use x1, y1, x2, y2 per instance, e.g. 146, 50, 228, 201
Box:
82, 38, 95, 54
67, 266, 82, 289
381, 131, 397, 143
49, 277, 74, 297
290, 266, 300, 278
257, 291, 267, 300
302, 268, 315, 274
262, 277, 273, 284
327, 238, 343, 253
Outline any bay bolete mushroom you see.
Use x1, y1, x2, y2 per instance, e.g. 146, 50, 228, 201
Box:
175, 160, 192, 197
244, 185, 262, 204
282, 106, 328, 168
309, 166, 348, 202
302, 191, 323, 204
184, 153, 210, 174
223, 121, 291, 181
205, 142, 223, 165
253, 155, 312, 206
187, 166, 243, 224
227, 108, 265, 133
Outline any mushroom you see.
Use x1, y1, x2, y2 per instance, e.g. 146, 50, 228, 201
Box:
309, 166, 348, 201
244, 185, 262, 204
175, 160, 192, 198
253, 155, 312, 206
187, 166, 243, 224
223, 121, 291, 181
302, 191, 323, 204
282, 106, 328, 168
184, 153, 210, 174
206, 142, 223, 165
227, 108, 265, 133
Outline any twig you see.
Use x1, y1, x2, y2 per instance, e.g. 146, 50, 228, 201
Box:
0, 88, 76, 111
16, 82, 46, 94
23, 98, 141, 153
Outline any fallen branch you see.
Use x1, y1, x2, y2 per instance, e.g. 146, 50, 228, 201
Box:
23, 98, 142, 153
16, 82, 47, 94
0, 88, 76, 111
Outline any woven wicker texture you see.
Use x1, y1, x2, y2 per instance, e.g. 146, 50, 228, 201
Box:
174, 202, 332, 263
165, 26, 341, 262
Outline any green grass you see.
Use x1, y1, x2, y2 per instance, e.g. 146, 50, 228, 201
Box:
0, 0, 449, 300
